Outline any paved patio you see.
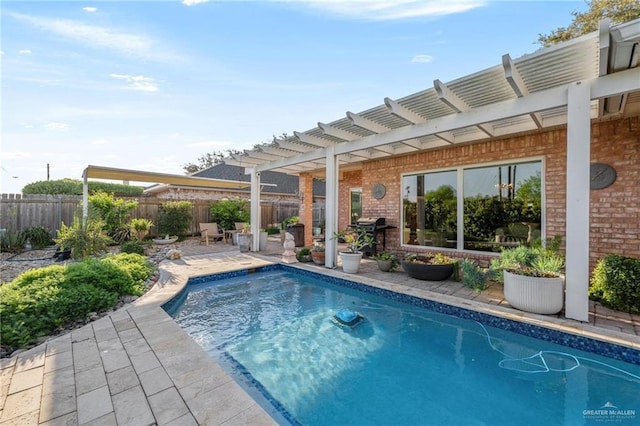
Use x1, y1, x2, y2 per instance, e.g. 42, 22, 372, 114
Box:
1, 237, 639, 425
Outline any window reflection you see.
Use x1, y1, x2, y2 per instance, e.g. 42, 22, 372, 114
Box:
402, 170, 457, 248
401, 161, 542, 251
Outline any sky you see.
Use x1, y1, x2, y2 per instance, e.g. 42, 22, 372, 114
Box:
1, 0, 585, 194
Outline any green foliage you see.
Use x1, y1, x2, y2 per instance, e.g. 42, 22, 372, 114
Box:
0, 230, 26, 253
424, 185, 457, 233
22, 178, 143, 196
54, 217, 111, 260
490, 245, 564, 280
404, 252, 456, 265
464, 197, 540, 241
373, 251, 400, 272
209, 199, 250, 231
333, 227, 375, 254
589, 254, 640, 313
157, 201, 193, 236
0, 253, 152, 350
130, 218, 153, 241
264, 227, 280, 235
22, 226, 53, 249
88, 191, 138, 239
538, 0, 640, 47
120, 240, 146, 255
282, 216, 300, 229
296, 247, 311, 261
460, 259, 494, 292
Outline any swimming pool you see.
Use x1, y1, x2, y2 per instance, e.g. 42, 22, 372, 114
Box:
163, 265, 640, 425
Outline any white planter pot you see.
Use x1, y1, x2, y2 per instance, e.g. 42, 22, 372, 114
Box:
503, 270, 564, 315
259, 231, 268, 251
339, 252, 363, 274
237, 233, 252, 253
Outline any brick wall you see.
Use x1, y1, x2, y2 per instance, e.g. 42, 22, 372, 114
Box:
338, 170, 362, 231
341, 115, 639, 270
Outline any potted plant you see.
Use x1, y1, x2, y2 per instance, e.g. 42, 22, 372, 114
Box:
237, 226, 252, 253
373, 251, 400, 272
311, 240, 326, 265
333, 228, 375, 274
130, 218, 153, 241
296, 247, 312, 262
489, 245, 565, 314
401, 252, 457, 281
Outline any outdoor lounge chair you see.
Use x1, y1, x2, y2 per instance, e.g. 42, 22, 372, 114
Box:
199, 222, 224, 245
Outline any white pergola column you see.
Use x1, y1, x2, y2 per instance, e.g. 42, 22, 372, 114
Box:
249, 168, 261, 252
325, 146, 339, 268
82, 170, 89, 226
565, 81, 591, 322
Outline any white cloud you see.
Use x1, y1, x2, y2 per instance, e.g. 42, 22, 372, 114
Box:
83, 7, 97, 13
91, 139, 111, 145
44, 122, 69, 130
19, 49, 32, 54
303, 0, 485, 21
8, 12, 178, 61
182, 0, 208, 6
411, 54, 433, 63
109, 73, 158, 92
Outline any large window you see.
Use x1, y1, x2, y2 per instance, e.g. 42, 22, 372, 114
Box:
402, 160, 542, 251
402, 170, 457, 248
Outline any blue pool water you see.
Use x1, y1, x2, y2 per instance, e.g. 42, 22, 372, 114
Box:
164, 267, 640, 425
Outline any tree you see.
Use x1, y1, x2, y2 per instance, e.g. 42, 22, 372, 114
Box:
182, 151, 228, 174
538, 0, 640, 47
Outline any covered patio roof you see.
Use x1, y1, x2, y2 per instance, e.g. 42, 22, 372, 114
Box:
82, 165, 250, 190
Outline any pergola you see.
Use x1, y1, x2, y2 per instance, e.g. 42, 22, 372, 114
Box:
233, 19, 640, 322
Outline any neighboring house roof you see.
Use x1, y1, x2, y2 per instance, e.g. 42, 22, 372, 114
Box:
144, 163, 326, 197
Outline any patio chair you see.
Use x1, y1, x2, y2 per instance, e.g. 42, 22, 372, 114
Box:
199, 223, 224, 245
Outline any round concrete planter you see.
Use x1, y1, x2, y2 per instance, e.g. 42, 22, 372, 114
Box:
339, 252, 363, 274
503, 270, 564, 315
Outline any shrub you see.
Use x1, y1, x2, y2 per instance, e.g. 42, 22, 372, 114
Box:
88, 191, 138, 239
489, 245, 564, 280
0, 253, 153, 350
0, 230, 26, 253
589, 254, 640, 314
209, 199, 250, 231
120, 240, 145, 255
54, 217, 111, 260
22, 179, 144, 196
22, 226, 54, 249
460, 259, 494, 292
296, 247, 311, 262
158, 201, 192, 236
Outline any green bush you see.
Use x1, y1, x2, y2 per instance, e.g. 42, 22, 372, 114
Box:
0, 230, 26, 253
0, 253, 153, 350
460, 259, 493, 292
22, 226, 54, 249
54, 217, 111, 260
23, 179, 144, 196
209, 199, 250, 231
88, 191, 138, 240
157, 201, 192, 236
120, 240, 146, 255
589, 254, 640, 313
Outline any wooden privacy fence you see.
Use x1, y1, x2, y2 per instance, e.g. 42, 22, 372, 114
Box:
0, 194, 308, 236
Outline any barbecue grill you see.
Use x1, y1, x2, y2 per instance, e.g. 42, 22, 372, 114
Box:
349, 217, 393, 256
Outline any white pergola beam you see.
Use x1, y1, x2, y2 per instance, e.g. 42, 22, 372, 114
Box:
434, 79, 494, 137
274, 139, 316, 153
503, 54, 543, 128
384, 97, 426, 124
346, 111, 390, 133
434, 132, 455, 144
318, 122, 358, 141
294, 131, 334, 147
